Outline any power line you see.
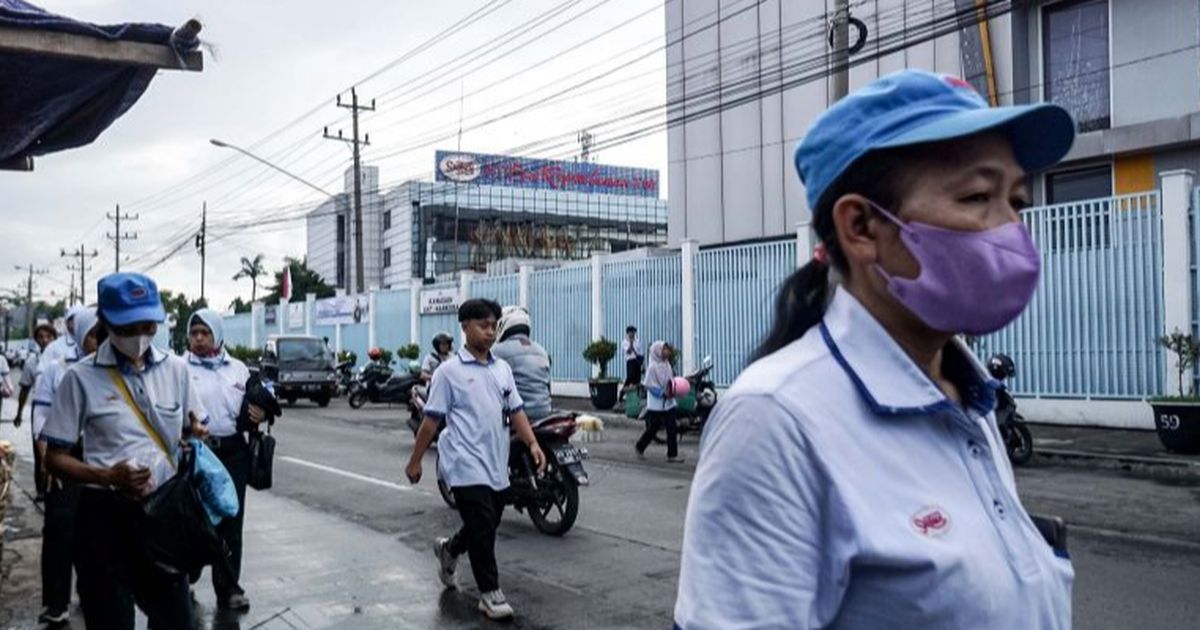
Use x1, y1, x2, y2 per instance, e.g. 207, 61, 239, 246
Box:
324, 89, 376, 294
106, 204, 139, 272
59, 245, 99, 304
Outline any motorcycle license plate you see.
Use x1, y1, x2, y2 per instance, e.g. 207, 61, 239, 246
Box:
554, 446, 582, 465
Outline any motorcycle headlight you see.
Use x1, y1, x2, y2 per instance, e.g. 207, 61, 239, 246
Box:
327, 372, 337, 381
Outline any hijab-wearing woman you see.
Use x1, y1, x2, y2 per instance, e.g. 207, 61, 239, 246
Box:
674, 70, 1076, 629
636, 341, 683, 462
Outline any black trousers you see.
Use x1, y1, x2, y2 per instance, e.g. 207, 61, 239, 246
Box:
623, 358, 643, 387
636, 409, 679, 458
75, 489, 195, 630
448, 485, 505, 593
41, 479, 80, 612
32, 443, 47, 496
209, 435, 250, 599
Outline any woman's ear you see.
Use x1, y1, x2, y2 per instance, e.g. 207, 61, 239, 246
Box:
832, 193, 884, 268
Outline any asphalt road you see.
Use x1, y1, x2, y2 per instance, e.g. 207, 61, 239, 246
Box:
255, 399, 1200, 629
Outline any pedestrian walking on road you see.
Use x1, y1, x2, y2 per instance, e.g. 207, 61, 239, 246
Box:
635, 341, 682, 463
675, 70, 1077, 629
619, 325, 642, 402
42, 273, 208, 630
17, 321, 57, 500
29, 307, 101, 625
185, 308, 271, 612
405, 298, 546, 621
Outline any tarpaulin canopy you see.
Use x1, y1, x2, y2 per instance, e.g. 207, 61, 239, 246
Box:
0, 0, 202, 170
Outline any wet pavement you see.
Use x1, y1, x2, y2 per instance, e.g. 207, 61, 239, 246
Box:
3, 395, 1200, 628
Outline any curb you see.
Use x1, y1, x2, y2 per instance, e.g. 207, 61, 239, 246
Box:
1037, 448, 1200, 469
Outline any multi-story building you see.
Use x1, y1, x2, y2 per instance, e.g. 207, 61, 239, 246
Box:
307, 152, 668, 290
666, 0, 1200, 245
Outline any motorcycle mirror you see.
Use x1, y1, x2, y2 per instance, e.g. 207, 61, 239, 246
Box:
703, 355, 713, 367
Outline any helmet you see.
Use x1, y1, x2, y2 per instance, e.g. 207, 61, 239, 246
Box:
497, 305, 531, 341
367, 347, 383, 361
432, 332, 453, 352
987, 353, 1016, 380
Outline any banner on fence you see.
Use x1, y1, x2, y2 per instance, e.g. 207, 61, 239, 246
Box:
287, 302, 305, 326
421, 287, 459, 315
316, 295, 369, 325
264, 306, 277, 326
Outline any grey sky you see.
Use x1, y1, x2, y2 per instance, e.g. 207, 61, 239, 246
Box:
0, 0, 668, 313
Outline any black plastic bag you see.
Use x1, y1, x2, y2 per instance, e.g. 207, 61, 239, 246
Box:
140, 449, 229, 576
248, 425, 275, 491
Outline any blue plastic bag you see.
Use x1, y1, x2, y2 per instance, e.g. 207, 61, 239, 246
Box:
190, 438, 239, 525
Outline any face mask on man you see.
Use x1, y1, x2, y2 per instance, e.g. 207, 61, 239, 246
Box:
110, 333, 154, 360
868, 200, 1041, 335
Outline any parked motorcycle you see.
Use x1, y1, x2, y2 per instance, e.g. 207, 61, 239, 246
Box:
435, 411, 589, 536
988, 353, 1034, 465
348, 361, 419, 409
334, 360, 355, 397
677, 355, 719, 433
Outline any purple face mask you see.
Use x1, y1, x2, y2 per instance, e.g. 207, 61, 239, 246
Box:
869, 201, 1041, 335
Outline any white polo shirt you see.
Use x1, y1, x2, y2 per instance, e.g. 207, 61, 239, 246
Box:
41, 341, 208, 490
425, 347, 524, 491
185, 350, 250, 438
30, 342, 82, 440
675, 288, 1072, 630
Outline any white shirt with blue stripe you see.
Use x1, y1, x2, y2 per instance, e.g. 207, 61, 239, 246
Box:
185, 350, 250, 438
674, 287, 1072, 630
424, 347, 524, 492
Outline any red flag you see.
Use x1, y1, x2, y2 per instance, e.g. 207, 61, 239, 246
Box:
281, 265, 293, 302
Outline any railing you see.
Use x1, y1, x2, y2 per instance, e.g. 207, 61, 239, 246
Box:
602, 255, 683, 370
471, 274, 520, 308
530, 264, 592, 380
980, 192, 1164, 398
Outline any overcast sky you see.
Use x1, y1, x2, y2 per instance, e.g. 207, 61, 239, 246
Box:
0, 0, 668, 314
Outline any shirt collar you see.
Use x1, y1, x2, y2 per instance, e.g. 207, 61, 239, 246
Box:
819, 287, 998, 417
458, 346, 495, 365
186, 349, 228, 369
93, 340, 169, 373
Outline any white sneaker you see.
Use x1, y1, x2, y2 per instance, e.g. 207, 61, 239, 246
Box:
478, 589, 515, 619
433, 537, 458, 589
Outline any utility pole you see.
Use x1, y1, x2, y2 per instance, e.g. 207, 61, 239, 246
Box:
195, 202, 207, 301
324, 87, 375, 294
830, 0, 851, 103
106, 204, 139, 272
61, 245, 99, 304
13, 264, 48, 337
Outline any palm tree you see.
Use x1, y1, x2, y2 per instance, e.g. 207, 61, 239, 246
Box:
233, 254, 267, 302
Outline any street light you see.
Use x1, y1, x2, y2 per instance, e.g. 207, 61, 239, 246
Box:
209, 138, 335, 198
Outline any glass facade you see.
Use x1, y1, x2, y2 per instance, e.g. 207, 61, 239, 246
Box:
407, 181, 667, 279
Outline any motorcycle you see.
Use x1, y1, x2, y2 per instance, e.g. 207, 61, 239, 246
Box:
435, 411, 589, 537
988, 353, 1034, 465
677, 355, 719, 433
348, 361, 419, 409
334, 360, 355, 397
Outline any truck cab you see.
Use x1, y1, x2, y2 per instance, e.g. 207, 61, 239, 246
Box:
261, 335, 337, 407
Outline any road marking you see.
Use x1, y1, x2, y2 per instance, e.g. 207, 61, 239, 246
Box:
280, 455, 417, 493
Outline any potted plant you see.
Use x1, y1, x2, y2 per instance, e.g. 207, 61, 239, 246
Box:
336, 350, 358, 366
396, 343, 421, 361
1149, 329, 1200, 454
583, 337, 619, 410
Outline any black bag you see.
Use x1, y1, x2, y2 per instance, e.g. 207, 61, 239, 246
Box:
248, 424, 275, 491
140, 449, 227, 576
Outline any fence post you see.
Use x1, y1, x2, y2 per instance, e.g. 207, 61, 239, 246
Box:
367, 290, 378, 351
335, 323, 343, 355
591, 254, 604, 378
796, 220, 813, 268
277, 303, 285, 336
519, 265, 532, 310
681, 239, 698, 374
250, 302, 261, 348
409, 279, 422, 346
1160, 169, 1195, 396
459, 271, 475, 346
304, 293, 315, 336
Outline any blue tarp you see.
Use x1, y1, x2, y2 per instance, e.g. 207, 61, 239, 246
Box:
0, 0, 196, 164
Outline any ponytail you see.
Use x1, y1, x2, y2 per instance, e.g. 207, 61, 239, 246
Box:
751, 260, 831, 361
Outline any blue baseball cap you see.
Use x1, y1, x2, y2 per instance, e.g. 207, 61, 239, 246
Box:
97, 273, 166, 326
795, 69, 1075, 210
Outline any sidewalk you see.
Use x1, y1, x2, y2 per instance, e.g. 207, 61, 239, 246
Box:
553, 397, 1200, 477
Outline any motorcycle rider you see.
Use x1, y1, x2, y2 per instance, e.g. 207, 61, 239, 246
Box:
491, 306, 552, 421
421, 333, 454, 384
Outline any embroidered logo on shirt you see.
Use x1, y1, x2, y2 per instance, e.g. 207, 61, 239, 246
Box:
911, 506, 951, 537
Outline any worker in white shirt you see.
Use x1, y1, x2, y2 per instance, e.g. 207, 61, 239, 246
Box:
184, 308, 268, 612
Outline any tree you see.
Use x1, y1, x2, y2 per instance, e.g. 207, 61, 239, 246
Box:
232, 254, 267, 303
228, 296, 252, 314
262, 257, 336, 304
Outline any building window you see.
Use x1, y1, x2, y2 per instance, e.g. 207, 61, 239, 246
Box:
1043, 0, 1110, 132
383, 246, 392, 268
1046, 164, 1112, 204
383, 210, 391, 231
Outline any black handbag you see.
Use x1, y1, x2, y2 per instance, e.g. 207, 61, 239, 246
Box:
140, 449, 228, 576
248, 423, 275, 491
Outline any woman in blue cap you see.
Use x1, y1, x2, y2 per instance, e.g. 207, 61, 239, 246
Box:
42, 273, 207, 630
674, 70, 1076, 629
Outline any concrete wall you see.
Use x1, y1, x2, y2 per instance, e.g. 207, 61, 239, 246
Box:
1110, 0, 1200, 127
